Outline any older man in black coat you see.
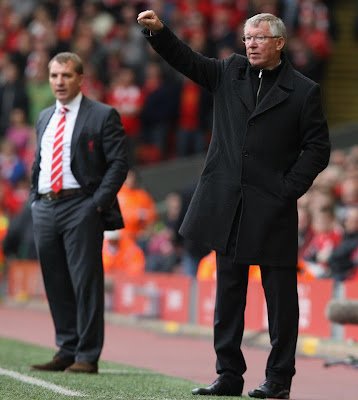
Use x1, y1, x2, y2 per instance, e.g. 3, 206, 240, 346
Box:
138, 11, 330, 399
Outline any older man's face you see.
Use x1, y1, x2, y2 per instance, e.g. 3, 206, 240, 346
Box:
244, 21, 284, 70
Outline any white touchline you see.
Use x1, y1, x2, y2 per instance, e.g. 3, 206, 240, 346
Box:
0, 367, 87, 397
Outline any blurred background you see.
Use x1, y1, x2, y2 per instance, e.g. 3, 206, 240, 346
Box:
1, 0, 358, 343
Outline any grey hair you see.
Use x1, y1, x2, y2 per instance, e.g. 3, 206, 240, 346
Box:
48, 52, 84, 75
244, 13, 287, 40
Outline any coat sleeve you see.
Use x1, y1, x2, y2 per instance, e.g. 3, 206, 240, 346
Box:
284, 83, 330, 199
92, 108, 128, 209
30, 111, 47, 204
143, 24, 223, 93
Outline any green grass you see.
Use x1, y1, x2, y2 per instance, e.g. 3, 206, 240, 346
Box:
0, 337, 256, 400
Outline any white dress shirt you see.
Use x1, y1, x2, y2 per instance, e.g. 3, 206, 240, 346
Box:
38, 93, 82, 194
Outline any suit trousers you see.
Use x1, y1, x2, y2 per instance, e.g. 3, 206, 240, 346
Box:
32, 193, 105, 363
214, 203, 299, 389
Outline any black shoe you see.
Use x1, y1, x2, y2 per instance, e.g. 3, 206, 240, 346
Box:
248, 380, 290, 399
192, 375, 243, 396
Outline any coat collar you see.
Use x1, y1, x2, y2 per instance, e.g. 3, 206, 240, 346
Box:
233, 66, 255, 112
37, 105, 55, 143
233, 52, 294, 116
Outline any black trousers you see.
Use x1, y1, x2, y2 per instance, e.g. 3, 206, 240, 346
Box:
214, 203, 299, 390
32, 194, 105, 363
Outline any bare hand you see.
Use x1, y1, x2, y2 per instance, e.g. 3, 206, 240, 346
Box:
137, 10, 163, 33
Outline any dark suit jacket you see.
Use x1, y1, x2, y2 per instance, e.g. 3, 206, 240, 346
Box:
144, 25, 330, 266
30, 95, 128, 230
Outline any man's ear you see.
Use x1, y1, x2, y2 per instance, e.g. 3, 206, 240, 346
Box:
277, 37, 285, 51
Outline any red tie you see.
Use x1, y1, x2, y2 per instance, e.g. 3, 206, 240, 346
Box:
51, 106, 68, 193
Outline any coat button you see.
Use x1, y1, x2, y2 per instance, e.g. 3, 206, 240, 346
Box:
249, 120, 254, 126
243, 150, 249, 157
242, 181, 247, 187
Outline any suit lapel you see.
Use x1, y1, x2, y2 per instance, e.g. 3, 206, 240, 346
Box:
38, 106, 55, 139
233, 66, 255, 113
251, 85, 289, 118
71, 96, 93, 162
251, 60, 294, 118
35, 106, 55, 160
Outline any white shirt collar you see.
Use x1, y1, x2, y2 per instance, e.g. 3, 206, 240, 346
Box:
56, 92, 83, 114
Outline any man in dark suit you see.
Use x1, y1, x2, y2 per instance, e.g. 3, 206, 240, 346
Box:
30, 52, 128, 374
138, 11, 330, 399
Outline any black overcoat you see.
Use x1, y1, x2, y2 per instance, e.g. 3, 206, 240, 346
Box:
145, 26, 330, 266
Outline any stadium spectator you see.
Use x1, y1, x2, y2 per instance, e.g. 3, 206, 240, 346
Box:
298, 206, 314, 258
301, 206, 342, 278
175, 76, 211, 157
9, 29, 32, 77
328, 206, 358, 282
145, 191, 183, 273
55, 0, 78, 49
106, 3, 148, 80
139, 61, 179, 161
102, 229, 145, 277
106, 66, 144, 166
25, 48, 54, 125
80, 0, 116, 40
0, 178, 22, 217
208, 7, 237, 57
336, 177, 358, 222
117, 168, 158, 249
3, 200, 37, 260
0, 197, 8, 288
71, 18, 108, 85
197, 250, 216, 281
27, 4, 57, 51
286, 36, 324, 83
5, 108, 34, 159
81, 62, 106, 102
0, 58, 28, 137
9, 0, 37, 22
295, 0, 333, 81
3, 7, 26, 54
0, 139, 27, 187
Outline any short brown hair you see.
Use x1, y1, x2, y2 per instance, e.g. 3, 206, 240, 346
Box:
48, 52, 84, 75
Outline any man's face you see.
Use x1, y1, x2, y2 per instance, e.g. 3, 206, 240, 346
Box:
244, 21, 284, 70
49, 60, 83, 104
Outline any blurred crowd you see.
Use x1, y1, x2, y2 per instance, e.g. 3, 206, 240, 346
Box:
1, 0, 355, 284
0, 0, 336, 165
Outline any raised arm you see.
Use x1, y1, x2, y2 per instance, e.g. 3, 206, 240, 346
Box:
137, 10, 224, 92
137, 9, 163, 32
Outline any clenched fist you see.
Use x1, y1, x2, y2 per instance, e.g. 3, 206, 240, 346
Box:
137, 10, 164, 33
